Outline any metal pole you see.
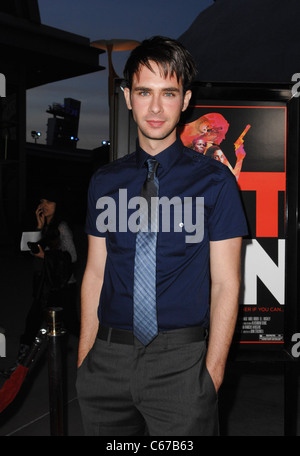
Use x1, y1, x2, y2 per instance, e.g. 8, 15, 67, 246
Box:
46, 307, 66, 436
284, 360, 299, 436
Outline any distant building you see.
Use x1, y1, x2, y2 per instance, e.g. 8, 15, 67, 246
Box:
0, 0, 104, 245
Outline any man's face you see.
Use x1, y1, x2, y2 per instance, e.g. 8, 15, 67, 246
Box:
124, 62, 191, 152
194, 139, 206, 153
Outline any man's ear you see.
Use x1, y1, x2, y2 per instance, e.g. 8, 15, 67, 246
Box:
182, 90, 192, 112
123, 87, 132, 110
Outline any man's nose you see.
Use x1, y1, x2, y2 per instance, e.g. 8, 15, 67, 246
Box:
149, 94, 162, 114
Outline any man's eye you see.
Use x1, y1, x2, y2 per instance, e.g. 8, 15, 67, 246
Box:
139, 91, 149, 96
164, 92, 175, 97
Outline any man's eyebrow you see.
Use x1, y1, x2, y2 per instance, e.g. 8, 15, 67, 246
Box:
162, 87, 180, 92
133, 86, 151, 92
133, 86, 180, 92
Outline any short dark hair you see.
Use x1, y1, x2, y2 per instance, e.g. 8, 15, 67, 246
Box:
205, 145, 220, 157
123, 36, 197, 93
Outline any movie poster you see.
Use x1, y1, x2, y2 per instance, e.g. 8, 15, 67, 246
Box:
179, 102, 287, 346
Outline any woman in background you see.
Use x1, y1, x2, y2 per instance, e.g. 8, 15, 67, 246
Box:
4, 188, 78, 376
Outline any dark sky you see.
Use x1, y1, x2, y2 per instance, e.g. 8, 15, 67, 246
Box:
27, 0, 214, 149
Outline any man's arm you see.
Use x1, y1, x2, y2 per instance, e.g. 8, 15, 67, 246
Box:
206, 237, 242, 392
77, 235, 107, 367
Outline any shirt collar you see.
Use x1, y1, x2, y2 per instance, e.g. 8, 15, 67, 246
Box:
136, 136, 184, 170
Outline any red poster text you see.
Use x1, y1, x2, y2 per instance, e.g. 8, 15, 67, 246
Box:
238, 172, 286, 237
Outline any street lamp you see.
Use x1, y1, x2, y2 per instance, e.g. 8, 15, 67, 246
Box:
31, 131, 41, 144
91, 39, 140, 106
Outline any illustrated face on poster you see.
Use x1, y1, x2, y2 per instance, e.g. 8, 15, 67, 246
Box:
178, 103, 287, 345
178, 105, 286, 180
179, 111, 246, 180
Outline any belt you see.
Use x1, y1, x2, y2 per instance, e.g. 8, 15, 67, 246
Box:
97, 325, 207, 346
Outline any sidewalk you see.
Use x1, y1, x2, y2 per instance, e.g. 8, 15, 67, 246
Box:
0, 239, 299, 436
0, 234, 85, 436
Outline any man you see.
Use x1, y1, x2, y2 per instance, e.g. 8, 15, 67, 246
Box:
76, 36, 248, 436
192, 137, 207, 154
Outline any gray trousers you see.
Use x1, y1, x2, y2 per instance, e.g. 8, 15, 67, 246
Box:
76, 329, 219, 436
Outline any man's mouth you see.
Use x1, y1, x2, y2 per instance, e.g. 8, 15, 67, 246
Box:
146, 120, 165, 128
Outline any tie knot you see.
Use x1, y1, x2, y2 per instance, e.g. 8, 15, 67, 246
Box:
146, 159, 158, 180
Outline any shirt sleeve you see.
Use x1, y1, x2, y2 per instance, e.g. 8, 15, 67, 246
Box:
208, 167, 248, 241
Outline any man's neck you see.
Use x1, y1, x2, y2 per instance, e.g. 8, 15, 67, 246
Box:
138, 133, 177, 156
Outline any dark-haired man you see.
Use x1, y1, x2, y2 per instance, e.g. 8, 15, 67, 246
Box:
76, 36, 248, 436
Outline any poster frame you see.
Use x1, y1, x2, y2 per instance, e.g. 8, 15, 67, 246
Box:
182, 81, 299, 360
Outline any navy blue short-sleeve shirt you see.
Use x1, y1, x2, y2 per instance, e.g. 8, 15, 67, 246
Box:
85, 137, 248, 330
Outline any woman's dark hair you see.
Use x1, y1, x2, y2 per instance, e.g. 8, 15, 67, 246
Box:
39, 189, 64, 249
123, 36, 197, 93
205, 145, 221, 157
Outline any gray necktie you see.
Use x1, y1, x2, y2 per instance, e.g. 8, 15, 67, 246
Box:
133, 158, 159, 345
